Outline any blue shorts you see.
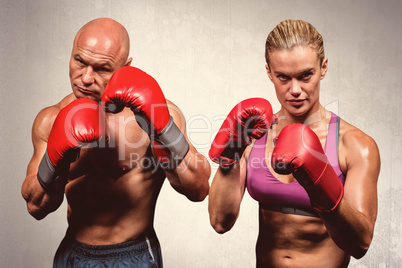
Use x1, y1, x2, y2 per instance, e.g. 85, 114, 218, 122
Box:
53, 231, 163, 268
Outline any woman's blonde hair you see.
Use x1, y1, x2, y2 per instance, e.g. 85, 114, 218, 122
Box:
265, 20, 325, 68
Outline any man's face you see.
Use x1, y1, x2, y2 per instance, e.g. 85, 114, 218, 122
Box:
69, 34, 125, 101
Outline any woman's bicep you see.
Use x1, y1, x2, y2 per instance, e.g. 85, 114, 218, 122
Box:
342, 130, 380, 223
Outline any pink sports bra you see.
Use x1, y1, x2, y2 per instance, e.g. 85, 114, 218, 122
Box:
246, 112, 345, 216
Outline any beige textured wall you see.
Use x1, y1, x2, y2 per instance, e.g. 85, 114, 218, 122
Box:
1, 0, 401, 267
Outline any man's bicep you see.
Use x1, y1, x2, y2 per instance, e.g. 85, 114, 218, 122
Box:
27, 108, 55, 175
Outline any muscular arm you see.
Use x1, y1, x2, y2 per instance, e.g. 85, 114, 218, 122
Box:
208, 148, 249, 234
21, 107, 66, 220
163, 100, 210, 201
100, 67, 210, 201
320, 128, 380, 259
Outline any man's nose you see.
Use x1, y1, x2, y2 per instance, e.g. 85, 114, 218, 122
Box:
82, 67, 95, 85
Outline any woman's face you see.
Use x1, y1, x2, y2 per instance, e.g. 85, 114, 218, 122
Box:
267, 45, 328, 118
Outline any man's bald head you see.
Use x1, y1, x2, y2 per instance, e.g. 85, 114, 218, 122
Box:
73, 18, 131, 66
69, 18, 132, 100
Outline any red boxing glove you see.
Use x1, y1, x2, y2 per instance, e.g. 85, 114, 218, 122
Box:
271, 124, 344, 212
37, 98, 106, 191
209, 98, 274, 166
101, 66, 189, 169
102, 66, 169, 132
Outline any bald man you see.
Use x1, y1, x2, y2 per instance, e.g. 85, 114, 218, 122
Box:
22, 18, 210, 268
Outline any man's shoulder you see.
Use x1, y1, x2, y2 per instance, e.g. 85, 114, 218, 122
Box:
33, 94, 76, 134
166, 99, 181, 113
39, 93, 76, 114
166, 98, 185, 122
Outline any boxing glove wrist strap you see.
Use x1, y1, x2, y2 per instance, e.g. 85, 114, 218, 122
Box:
37, 151, 60, 192
155, 116, 189, 169
295, 164, 344, 213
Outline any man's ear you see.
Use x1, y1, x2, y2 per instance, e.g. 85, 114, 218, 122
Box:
266, 64, 273, 82
125, 57, 133, 66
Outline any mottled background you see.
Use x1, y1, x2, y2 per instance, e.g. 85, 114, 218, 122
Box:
1, 0, 401, 267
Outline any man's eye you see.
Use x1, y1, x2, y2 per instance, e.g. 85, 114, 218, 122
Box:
94, 67, 110, 73
278, 75, 288, 81
76, 58, 86, 66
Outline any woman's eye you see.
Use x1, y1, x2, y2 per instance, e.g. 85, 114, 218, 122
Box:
300, 73, 312, 80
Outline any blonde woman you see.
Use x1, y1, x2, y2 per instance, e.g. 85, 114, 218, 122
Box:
208, 20, 380, 267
